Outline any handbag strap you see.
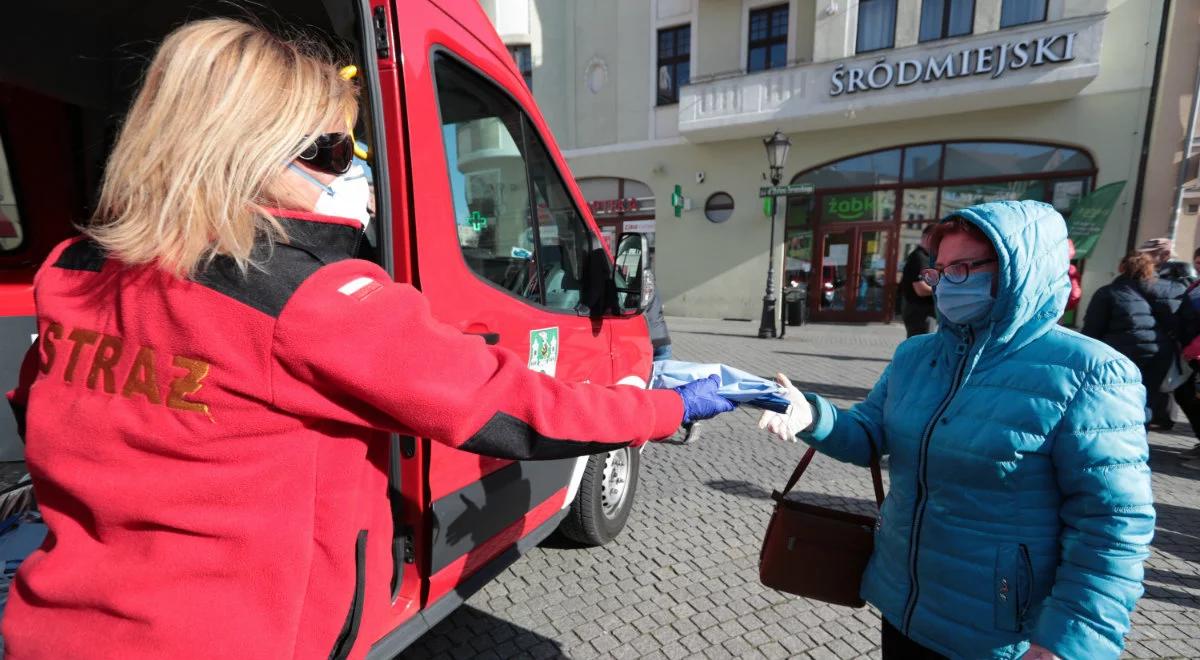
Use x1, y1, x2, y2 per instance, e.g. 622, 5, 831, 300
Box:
775, 444, 884, 509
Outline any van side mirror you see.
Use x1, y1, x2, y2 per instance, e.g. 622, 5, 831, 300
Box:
612, 233, 651, 316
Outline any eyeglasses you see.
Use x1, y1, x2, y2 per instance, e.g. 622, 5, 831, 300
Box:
298, 132, 354, 175
920, 258, 997, 287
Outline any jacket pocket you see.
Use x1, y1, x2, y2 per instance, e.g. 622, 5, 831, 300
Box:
993, 543, 1026, 632
329, 530, 368, 660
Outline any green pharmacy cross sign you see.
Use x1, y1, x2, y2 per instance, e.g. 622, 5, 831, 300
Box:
671, 185, 684, 218
467, 211, 488, 231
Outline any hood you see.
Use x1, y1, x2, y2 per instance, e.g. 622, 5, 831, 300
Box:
940, 201, 1070, 354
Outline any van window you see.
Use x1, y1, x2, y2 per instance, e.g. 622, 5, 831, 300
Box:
436, 55, 593, 311
0, 135, 22, 252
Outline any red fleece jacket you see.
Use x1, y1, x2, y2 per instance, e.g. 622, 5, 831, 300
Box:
3, 212, 682, 660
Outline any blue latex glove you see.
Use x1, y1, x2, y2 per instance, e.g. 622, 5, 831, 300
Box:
674, 375, 737, 423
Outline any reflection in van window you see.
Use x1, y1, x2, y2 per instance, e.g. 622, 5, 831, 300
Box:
437, 55, 594, 312
0, 137, 23, 252
437, 58, 540, 305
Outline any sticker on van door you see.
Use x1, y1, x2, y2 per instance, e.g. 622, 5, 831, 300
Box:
528, 327, 559, 377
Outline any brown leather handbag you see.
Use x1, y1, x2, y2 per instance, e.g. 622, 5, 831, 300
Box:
759, 445, 884, 607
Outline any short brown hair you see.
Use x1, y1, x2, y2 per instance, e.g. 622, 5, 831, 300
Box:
929, 216, 990, 253
1119, 252, 1157, 283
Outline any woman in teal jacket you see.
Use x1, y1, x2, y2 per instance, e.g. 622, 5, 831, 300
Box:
760, 200, 1155, 659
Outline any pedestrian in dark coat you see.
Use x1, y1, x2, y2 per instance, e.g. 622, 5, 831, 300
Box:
1082, 252, 1177, 424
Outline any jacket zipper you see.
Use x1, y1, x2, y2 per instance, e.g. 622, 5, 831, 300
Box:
902, 328, 973, 635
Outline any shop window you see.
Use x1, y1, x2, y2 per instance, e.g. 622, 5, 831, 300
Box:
657, 25, 691, 105
919, 0, 974, 43
506, 44, 532, 89
704, 192, 735, 223
1000, 0, 1047, 28
748, 4, 789, 73
902, 144, 943, 183
902, 188, 940, 222
795, 149, 901, 189
0, 135, 22, 252
940, 181, 1046, 217
436, 54, 592, 311
943, 142, 1092, 181
822, 190, 896, 223
856, 0, 897, 54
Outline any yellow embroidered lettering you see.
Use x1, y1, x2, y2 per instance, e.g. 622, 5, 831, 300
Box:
167, 356, 211, 416
121, 346, 162, 404
63, 328, 100, 383
87, 334, 125, 393
39, 322, 63, 375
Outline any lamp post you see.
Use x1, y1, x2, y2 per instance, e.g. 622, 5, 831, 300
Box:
758, 130, 791, 339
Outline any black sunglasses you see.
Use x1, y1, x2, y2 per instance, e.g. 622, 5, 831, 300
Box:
921, 258, 997, 287
298, 132, 353, 175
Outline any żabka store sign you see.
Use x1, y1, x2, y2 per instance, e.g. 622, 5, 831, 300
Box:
830, 32, 1077, 97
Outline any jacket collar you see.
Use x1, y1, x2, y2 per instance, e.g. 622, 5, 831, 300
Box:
263, 207, 364, 262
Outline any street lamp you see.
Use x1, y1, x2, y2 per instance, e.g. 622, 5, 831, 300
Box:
758, 130, 791, 338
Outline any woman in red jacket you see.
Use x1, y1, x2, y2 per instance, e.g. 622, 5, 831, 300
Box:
2, 19, 731, 659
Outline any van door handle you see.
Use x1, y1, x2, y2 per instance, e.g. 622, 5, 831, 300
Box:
464, 331, 501, 345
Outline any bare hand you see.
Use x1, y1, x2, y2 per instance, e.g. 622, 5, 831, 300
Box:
1023, 643, 1059, 660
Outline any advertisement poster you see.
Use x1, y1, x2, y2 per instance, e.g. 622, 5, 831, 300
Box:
1066, 181, 1126, 259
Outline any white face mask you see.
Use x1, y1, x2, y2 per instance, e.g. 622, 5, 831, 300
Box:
288, 162, 371, 228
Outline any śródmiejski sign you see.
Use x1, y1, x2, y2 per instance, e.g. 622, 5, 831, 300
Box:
830, 32, 1077, 96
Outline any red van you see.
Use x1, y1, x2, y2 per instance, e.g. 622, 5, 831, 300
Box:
0, 1, 657, 656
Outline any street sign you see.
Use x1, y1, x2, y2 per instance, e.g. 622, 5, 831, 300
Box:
758, 183, 815, 197
671, 185, 684, 217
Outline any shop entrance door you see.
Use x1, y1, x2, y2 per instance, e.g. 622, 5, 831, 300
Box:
811, 225, 895, 322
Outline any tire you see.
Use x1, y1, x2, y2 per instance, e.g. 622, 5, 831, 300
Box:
558, 446, 640, 546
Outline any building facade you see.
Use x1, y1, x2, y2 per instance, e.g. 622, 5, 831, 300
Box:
480, 0, 1200, 323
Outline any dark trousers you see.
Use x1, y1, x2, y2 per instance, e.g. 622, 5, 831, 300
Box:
882, 619, 947, 660
902, 304, 937, 338
1174, 372, 1200, 440
1134, 351, 1174, 425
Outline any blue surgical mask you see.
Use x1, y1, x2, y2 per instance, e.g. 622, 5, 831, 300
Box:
936, 272, 995, 325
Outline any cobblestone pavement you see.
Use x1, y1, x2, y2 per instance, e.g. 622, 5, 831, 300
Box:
404, 318, 1200, 660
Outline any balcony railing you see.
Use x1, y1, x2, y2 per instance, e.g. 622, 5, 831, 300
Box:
678, 13, 1105, 143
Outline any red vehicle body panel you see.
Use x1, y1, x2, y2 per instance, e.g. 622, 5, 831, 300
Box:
0, 1, 654, 655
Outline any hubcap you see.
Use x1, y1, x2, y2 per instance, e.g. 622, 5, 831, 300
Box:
599, 448, 631, 519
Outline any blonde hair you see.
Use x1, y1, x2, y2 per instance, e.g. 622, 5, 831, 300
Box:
87, 18, 358, 277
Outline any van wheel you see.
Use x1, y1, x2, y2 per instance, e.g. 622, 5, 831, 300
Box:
559, 447, 640, 546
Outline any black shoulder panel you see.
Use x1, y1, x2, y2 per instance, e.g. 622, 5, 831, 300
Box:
53, 239, 107, 272
193, 217, 362, 318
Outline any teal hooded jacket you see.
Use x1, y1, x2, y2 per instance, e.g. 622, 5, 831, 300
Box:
800, 201, 1155, 659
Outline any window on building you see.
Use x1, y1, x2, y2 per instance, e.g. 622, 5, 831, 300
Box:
0, 135, 23, 252
436, 55, 595, 312
856, 0, 898, 53
657, 25, 691, 105
704, 192, 735, 223
1000, 0, 1047, 28
919, 0, 975, 42
748, 4, 789, 73
506, 44, 532, 88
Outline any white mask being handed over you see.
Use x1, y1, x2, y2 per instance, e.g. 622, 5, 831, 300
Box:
288, 162, 372, 228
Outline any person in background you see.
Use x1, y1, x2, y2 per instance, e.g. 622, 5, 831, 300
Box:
645, 270, 703, 443
1134, 238, 1188, 427
1140, 237, 1196, 286
1173, 273, 1200, 466
1082, 252, 1177, 427
2, 20, 738, 659
759, 201, 1154, 660
1065, 238, 1082, 316
1193, 246, 1200, 276
899, 225, 937, 337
